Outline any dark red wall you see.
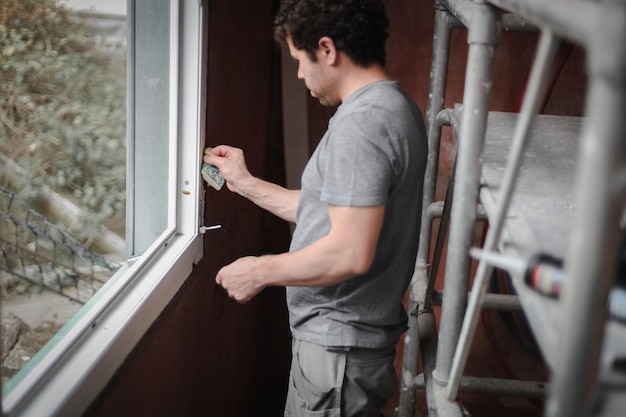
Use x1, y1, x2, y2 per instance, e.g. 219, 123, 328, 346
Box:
84, 1, 586, 417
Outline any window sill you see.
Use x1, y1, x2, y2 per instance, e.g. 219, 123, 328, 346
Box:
3, 232, 203, 417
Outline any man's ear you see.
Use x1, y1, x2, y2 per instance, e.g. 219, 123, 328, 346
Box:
318, 36, 337, 65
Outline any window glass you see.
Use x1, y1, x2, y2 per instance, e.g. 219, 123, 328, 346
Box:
126, 0, 171, 257
0, 0, 127, 387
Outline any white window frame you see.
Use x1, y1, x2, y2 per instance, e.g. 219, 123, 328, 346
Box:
2, 0, 208, 415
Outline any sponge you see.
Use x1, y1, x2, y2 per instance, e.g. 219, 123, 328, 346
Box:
201, 147, 225, 190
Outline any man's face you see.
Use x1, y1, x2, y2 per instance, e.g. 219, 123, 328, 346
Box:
287, 37, 339, 107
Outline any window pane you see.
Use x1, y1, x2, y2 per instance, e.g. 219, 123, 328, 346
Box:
0, 0, 127, 387
126, 0, 171, 257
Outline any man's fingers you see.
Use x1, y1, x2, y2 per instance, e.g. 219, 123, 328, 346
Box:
207, 144, 242, 159
214, 257, 258, 304
207, 144, 230, 156
215, 267, 225, 285
203, 152, 221, 166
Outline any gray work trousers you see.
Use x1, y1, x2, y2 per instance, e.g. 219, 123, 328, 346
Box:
284, 339, 397, 417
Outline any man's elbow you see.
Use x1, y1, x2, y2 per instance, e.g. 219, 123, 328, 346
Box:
342, 251, 375, 277
323, 235, 378, 281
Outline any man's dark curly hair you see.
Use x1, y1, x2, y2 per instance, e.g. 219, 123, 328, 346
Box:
274, 0, 389, 67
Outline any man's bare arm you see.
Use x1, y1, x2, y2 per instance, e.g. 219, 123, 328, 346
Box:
203, 145, 300, 223
215, 204, 385, 302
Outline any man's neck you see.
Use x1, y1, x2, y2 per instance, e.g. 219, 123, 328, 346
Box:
338, 64, 390, 102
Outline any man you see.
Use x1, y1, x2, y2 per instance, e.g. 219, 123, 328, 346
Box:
203, 0, 427, 415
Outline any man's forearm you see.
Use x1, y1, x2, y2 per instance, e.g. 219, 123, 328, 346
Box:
235, 176, 300, 223
216, 205, 385, 303
217, 232, 367, 302
203, 145, 300, 223
262, 205, 383, 287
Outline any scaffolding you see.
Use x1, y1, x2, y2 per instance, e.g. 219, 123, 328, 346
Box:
398, 1, 626, 416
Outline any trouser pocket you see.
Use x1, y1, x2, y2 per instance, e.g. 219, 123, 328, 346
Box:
343, 352, 398, 416
284, 340, 344, 417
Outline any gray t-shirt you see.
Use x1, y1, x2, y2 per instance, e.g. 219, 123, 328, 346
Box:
287, 80, 427, 349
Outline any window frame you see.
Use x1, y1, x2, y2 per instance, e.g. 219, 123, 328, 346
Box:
2, 0, 208, 415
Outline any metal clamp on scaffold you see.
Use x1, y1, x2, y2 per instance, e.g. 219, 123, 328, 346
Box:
469, 249, 564, 298
524, 253, 564, 299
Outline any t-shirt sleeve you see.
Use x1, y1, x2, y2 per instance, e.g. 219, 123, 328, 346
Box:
320, 111, 397, 207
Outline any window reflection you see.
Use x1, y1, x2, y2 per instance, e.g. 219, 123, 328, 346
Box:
0, 0, 126, 386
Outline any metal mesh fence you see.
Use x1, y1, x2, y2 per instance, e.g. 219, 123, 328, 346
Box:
0, 186, 119, 304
